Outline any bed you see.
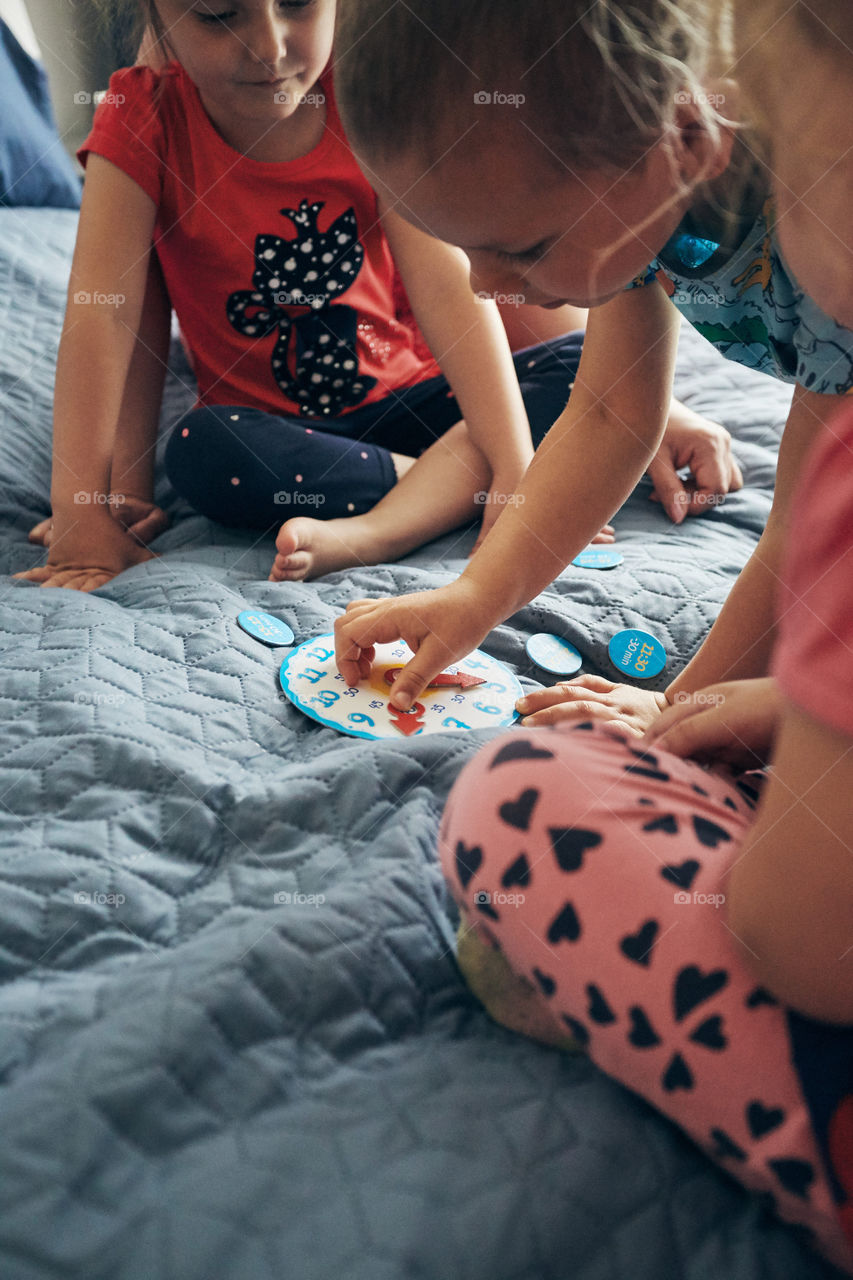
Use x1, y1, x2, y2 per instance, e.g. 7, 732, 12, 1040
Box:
0, 203, 845, 1280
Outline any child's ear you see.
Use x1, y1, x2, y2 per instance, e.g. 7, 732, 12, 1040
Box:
674, 79, 739, 186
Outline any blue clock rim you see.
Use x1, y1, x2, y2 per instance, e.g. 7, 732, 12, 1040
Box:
278, 633, 524, 739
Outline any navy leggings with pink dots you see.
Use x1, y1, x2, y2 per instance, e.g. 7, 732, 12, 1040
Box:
163, 334, 582, 528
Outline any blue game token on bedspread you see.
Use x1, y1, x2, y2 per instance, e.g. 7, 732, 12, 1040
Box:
572, 548, 624, 569
526, 633, 583, 677
608, 629, 667, 680
237, 611, 295, 647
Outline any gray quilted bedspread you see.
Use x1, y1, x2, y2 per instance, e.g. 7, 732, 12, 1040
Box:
0, 208, 842, 1279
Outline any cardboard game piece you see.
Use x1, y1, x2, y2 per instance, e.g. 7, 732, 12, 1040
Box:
237, 610, 295, 647
608, 628, 667, 680
525, 633, 583, 676
572, 548, 623, 570
279, 634, 523, 739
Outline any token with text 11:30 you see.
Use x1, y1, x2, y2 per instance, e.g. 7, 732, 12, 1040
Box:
608, 629, 666, 680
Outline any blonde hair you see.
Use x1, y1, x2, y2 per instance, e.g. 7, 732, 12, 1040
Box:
335, 0, 735, 173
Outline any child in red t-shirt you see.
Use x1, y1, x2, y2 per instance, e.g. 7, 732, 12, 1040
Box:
18, 0, 737, 590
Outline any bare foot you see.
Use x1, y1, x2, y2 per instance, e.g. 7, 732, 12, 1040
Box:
269, 514, 395, 581
268, 455, 422, 581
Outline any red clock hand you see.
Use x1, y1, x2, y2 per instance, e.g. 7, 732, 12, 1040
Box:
384, 667, 486, 690
389, 700, 426, 736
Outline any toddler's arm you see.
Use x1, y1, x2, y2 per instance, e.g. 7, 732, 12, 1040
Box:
29, 253, 173, 553
335, 283, 681, 700
666, 386, 840, 696
496, 298, 743, 523
519, 385, 842, 733
16, 155, 160, 590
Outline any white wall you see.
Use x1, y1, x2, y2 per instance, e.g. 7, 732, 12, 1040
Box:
9, 0, 121, 160
0, 0, 41, 58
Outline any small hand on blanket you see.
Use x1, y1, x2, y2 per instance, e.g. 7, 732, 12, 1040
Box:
649, 406, 743, 523
516, 675, 667, 734
16, 509, 156, 591
28, 495, 169, 550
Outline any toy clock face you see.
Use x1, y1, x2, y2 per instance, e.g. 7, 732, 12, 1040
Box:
279, 633, 523, 739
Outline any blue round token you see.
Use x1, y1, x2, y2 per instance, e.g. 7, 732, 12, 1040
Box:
608, 629, 666, 680
237, 610, 295, 647
572, 548, 624, 570
526, 632, 583, 676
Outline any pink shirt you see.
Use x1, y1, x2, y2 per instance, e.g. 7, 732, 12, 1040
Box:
773, 402, 853, 735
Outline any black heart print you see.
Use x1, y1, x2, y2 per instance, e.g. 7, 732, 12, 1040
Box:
455, 841, 482, 889
499, 789, 540, 831
620, 920, 659, 967
549, 827, 602, 873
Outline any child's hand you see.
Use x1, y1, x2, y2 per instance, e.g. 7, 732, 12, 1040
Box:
28, 496, 169, 551
649, 406, 743, 523
27, 515, 54, 548
335, 579, 495, 708
112, 495, 170, 545
516, 675, 667, 735
15, 513, 155, 591
643, 678, 781, 767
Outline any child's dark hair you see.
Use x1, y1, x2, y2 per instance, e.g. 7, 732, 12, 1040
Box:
95, 0, 173, 68
334, 0, 733, 173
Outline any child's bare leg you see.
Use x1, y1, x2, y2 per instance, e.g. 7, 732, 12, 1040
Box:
269, 419, 490, 581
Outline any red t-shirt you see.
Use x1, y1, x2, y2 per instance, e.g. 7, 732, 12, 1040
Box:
78, 64, 439, 418
773, 402, 853, 736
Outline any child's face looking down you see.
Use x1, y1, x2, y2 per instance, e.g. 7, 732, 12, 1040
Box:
363, 120, 728, 309
153, 0, 334, 129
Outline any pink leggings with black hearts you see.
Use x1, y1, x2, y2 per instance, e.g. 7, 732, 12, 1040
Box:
438, 720, 853, 1274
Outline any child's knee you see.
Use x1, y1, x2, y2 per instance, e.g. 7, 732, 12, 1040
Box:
439, 723, 620, 875
164, 407, 235, 494
164, 406, 295, 524
438, 722, 751, 985
167, 405, 238, 458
